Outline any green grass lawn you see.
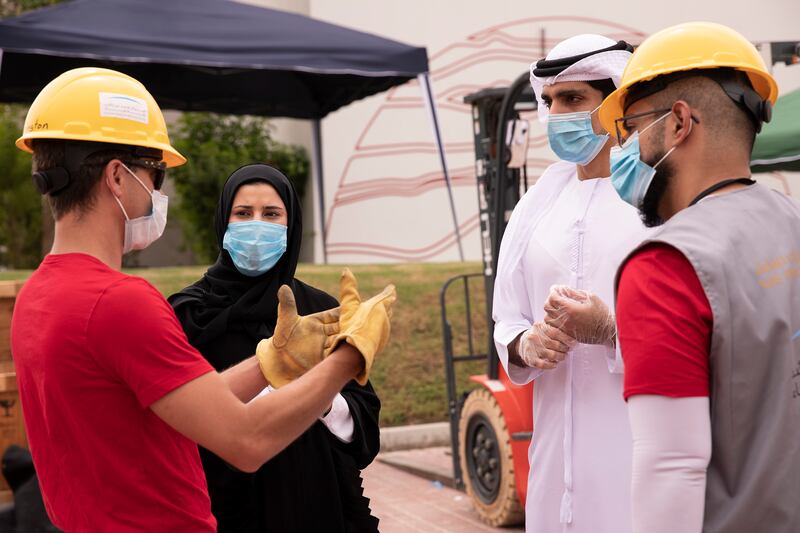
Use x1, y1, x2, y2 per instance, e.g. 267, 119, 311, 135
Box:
1, 262, 491, 427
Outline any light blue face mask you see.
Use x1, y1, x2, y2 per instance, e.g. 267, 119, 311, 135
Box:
610, 111, 675, 208
547, 105, 609, 165
223, 220, 287, 277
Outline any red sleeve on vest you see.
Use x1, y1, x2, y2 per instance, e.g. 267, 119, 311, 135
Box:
617, 243, 712, 400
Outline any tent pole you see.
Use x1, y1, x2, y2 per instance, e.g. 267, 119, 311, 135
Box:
418, 73, 464, 261
312, 119, 328, 264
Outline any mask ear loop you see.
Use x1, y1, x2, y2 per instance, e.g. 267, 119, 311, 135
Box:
652, 111, 694, 170
120, 163, 156, 217
588, 104, 608, 137
113, 196, 131, 221
121, 163, 154, 195
107, 164, 132, 221
639, 110, 672, 136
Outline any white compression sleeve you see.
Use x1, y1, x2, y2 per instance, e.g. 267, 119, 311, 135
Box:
628, 395, 712, 533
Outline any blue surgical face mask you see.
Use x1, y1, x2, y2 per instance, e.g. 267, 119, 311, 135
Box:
547, 105, 609, 165
610, 111, 675, 208
223, 220, 287, 277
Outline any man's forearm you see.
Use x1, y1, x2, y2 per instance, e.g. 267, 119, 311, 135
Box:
220, 355, 267, 403
242, 344, 363, 468
629, 395, 711, 533
507, 332, 526, 367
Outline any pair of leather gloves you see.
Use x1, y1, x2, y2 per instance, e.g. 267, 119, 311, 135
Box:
256, 268, 396, 387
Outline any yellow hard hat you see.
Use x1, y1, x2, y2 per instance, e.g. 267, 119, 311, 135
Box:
598, 22, 778, 133
16, 67, 186, 167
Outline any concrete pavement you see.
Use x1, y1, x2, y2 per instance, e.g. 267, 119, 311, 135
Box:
363, 447, 525, 532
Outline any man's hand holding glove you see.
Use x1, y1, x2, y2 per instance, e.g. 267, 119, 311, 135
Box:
256, 268, 396, 387
327, 268, 396, 385
543, 285, 616, 346
256, 285, 341, 388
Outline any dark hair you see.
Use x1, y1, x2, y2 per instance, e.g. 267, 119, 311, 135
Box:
31, 139, 139, 221
586, 78, 617, 99
623, 70, 757, 152
623, 69, 754, 112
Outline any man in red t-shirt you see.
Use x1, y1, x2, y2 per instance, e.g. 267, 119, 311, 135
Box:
10, 68, 394, 532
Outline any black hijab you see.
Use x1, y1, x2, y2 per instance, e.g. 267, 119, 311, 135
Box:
169, 165, 380, 533
169, 164, 380, 533
169, 163, 329, 350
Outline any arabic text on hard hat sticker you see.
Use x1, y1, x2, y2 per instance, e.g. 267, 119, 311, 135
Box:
99, 93, 149, 125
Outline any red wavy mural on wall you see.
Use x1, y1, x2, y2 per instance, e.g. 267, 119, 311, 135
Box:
324, 17, 647, 262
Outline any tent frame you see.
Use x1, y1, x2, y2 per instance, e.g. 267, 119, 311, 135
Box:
310, 73, 463, 263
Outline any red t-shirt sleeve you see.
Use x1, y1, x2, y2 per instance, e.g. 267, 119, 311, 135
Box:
617, 243, 713, 400
87, 277, 214, 407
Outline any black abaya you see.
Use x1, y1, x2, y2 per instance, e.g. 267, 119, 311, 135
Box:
169, 164, 381, 532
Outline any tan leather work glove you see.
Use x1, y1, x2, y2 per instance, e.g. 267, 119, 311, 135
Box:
256, 285, 340, 388
326, 268, 396, 385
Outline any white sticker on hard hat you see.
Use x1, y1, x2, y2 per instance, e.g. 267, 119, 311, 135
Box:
99, 92, 149, 124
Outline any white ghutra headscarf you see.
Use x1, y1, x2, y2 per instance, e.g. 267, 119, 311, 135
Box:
530, 34, 633, 124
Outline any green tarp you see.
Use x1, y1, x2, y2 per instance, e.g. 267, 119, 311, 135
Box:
751, 89, 800, 173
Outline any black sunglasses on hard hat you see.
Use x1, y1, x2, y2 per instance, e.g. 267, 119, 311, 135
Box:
31, 141, 168, 196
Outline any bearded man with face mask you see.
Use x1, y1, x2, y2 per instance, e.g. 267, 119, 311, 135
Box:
9, 68, 395, 532
492, 34, 650, 532
597, 22, 800, 533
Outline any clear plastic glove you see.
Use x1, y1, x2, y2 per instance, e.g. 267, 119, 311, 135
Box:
518, 322, 578, 370
543, 285, 616, 346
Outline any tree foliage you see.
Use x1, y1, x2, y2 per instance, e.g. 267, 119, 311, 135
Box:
170, 113, 309, 263
0, 106, 42, 268
0, 0, 63, 268
0, 0, 61, 18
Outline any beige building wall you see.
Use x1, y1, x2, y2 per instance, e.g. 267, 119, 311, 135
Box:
151, 0, 800, 266
307, 0, 800, 264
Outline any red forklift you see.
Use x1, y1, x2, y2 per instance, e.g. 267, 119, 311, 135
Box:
441, 70, 534, 527
441, 39, 800, 529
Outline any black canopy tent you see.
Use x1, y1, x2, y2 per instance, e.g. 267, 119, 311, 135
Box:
0, 0, 464, 261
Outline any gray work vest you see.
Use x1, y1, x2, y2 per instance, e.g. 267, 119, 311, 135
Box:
616, 184, 800, 533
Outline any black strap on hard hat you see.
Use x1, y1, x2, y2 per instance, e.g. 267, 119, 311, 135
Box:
32, 167, 70, 196
32, 142, 163, 196
532, 40, 634, 78
32, 142, 99, 196
716, 75, 772, 130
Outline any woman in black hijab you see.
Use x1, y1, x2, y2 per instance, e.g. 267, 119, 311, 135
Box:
169, 164, 381, 533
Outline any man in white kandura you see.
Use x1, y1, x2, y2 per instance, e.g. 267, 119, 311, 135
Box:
492, 34, 649, 533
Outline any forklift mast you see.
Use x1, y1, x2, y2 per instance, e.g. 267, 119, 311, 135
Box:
462, 72, 537, 378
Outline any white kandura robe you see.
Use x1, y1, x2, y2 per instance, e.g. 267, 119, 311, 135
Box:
493, 161, 651, 533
